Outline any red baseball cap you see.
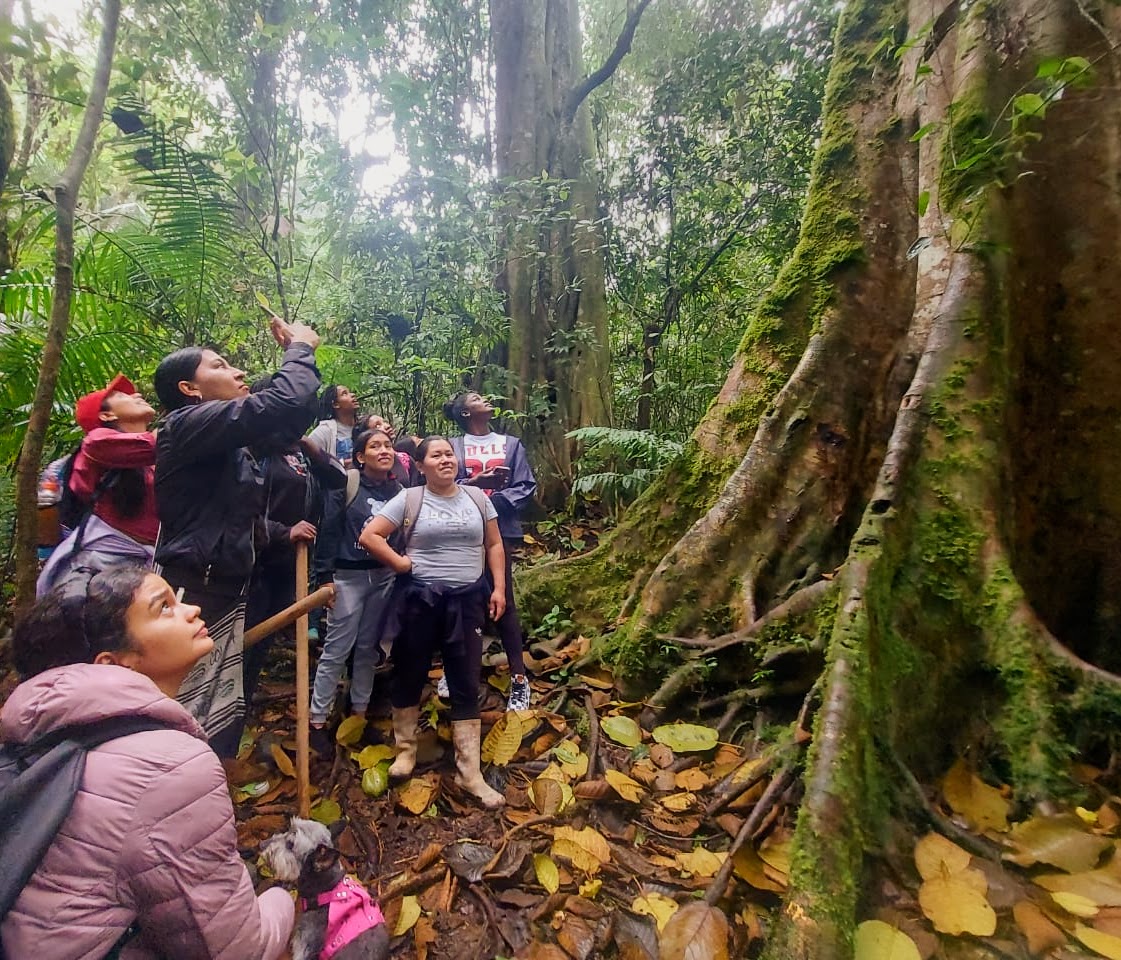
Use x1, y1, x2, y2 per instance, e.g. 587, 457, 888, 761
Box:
75, 374, 138, 433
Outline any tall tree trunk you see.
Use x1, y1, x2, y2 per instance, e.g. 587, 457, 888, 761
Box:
490, 0, 622, 498
522, 0, 1121, 952
13, 0, 122, 615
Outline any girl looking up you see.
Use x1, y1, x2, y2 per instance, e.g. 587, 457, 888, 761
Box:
2, 566, 294, 959
152, 314, 320, 757
444, 392, 537, 711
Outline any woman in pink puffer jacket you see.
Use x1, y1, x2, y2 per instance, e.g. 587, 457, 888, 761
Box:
0, 565, 294, 959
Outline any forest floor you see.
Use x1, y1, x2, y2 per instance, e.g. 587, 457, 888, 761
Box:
232, 627, 1121, 960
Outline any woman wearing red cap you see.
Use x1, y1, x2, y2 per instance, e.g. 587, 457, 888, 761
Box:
36, 374, 159, 596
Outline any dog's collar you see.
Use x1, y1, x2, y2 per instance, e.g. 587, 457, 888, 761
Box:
299, 876, 384, 960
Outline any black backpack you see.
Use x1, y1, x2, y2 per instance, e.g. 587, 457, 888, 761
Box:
56, 451, 121, 533
0, 715, 172, 958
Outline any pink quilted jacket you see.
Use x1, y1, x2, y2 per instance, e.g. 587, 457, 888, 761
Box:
0, 664, 294, 959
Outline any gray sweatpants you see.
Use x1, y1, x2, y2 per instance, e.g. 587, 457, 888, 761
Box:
310, 567, 396, 723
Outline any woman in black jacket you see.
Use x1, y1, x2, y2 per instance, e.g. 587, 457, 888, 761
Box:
153, 315, 320, 756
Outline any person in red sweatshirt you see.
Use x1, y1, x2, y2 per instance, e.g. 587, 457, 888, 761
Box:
37, 374, 159, 596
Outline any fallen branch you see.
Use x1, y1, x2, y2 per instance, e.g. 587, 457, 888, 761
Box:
583, 693, 601, 781
376, 865, 445, 902
244, 583, 335, 648
704, 767, 796, 905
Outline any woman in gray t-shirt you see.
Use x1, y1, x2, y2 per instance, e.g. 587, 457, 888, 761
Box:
359, 436, 507, 808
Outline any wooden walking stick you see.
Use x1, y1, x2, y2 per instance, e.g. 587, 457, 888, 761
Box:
295, 541, 311, 818
242, 582, 335, 648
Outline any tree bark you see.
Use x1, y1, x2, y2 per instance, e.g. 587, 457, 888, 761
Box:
522, 0, 1121, 951
13, 0, 122, 615
490, 0, 642, 497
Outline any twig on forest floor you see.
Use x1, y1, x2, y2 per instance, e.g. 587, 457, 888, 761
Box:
884, 745, 1002, 862
468, 884, 516, 953
704, 766, 796, 905
583, 693, 601, 781
705, 756, 775, 818
376, 865, 445, 901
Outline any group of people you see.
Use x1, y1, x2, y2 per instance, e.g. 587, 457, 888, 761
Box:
3, 314, 539, 957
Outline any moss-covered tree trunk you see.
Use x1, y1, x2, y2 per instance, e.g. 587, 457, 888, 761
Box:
524, 0, 1121, 953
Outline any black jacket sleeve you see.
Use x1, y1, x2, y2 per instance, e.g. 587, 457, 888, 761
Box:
162, 345, 320, 463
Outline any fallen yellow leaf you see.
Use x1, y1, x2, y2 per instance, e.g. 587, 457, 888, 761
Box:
1076, 922, 1121, 959
914, 832, 971, 880
393, 895, 422, 936
918, 874, 997, 935
604, 768, 645, 802
942, 759, 1010, 833
853, 920, 921, 960
1053, 891, 1101, 918
534, 853, 560, 894
631, 892, 678, 931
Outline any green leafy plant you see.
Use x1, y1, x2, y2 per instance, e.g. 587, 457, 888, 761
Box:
531, 604, 575, 641
567, 426, 683, 513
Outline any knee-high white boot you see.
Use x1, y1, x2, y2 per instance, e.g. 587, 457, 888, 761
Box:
389, 706, 420, 779
451, 719, 505, 809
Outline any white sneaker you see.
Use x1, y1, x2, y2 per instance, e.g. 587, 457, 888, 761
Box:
436, 674, 450, 699
506, 675, 531, 712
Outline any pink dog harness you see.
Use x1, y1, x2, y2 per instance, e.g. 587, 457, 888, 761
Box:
301, 876, 385, 960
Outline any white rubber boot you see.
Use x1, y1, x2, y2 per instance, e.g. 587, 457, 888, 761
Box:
452, 719, 505, 809
388, 706, 420, 779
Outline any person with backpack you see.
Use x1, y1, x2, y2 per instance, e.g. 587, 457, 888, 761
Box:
444, 391, 537, 712
359, 435, 507, 809
0, 564, 294, 960
308, 427, 404, 749
35, 374, 159, 597
153, 314, 320, 757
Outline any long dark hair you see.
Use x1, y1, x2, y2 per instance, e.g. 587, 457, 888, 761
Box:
352, 428, 393, 469
154, 347, 205, 411
442, 393, 471, 427
95, 395, 149, 519
13, 565, 148, 679
318, 385, 342, 422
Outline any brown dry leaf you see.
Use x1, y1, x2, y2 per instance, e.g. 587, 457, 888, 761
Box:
414, 842, 444, 872
556, 914, 596, 960
576, 670, 615, 691
941, 759, 1010, 832
1006, 814, 1113, 873
674, 768, 711, 791
1076, 922, 1121, 959
545, 713, 569, 733
532, 776, 566, 815
1096, 906, 1121, 937
397, 776, 438, 815
732, 845, 785, 892
1013, 901, 1067, 955
268, 743, 296, 778
758, 836, 792, 883
605, 769, 645, 802
1099, 804, 1121, 835
1036, 869, 1121, 906
482, 713, 523, 766
914, 833, 972, 880
654, 770, 677, 793
650, 744, 675, 768
675, 848, 725, 878
572, 780, 612, 802
631, 758, 659, 787
646, 812, 702, 838
552, 826, 610, 875
532, 732, 560, 757
631, 893, 678, 932
658, 901, 729, 960
414, 915, 437, 960
522, 943, 569, 960
918, 874, 997, 936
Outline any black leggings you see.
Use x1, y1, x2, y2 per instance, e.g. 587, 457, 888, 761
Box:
490, 542, 525, 676
390, 586, 487, 721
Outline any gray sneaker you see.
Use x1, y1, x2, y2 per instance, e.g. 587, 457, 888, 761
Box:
506, 675, 531, 712
436, 674, 450, 699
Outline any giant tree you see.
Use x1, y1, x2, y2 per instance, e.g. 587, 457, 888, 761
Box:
489, 0, 651, 489
524, 0, 1121, 953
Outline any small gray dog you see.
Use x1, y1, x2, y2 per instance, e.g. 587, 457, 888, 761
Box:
260, 818, 389, 960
